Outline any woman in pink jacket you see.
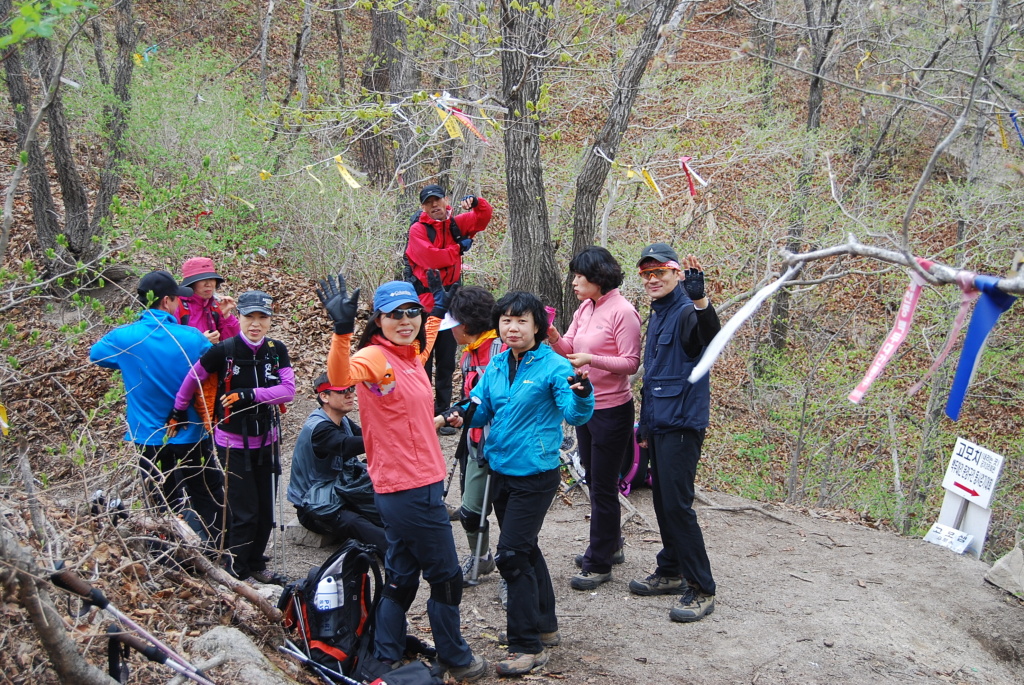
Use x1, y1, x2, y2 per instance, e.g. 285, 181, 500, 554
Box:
176, 257, 240, 344
549, 247, 641, 591
318, 273, 487, 682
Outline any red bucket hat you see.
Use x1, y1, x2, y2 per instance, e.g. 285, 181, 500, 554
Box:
180, 257, 225, 288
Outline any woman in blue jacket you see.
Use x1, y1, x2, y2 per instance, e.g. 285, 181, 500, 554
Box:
468, 291, 594, 676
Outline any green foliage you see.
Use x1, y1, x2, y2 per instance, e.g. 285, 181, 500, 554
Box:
0, 0, 96, 49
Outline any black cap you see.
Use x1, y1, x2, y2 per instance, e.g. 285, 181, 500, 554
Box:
419, 184, 447, 204
138, 270, 192, 305
637, 243, 679, 266
237, 290, 274, 316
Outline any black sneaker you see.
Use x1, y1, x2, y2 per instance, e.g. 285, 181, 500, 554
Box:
573, 547, 625, 568
669, 586, 715, 622
628, 572, 686, 596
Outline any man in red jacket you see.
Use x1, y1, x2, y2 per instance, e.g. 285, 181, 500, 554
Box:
405, 184, 493, 426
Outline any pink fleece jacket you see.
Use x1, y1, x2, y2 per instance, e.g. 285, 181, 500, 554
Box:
551, 288, 641, 410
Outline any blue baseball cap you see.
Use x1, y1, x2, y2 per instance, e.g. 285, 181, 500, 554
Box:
373, 281, 421, 313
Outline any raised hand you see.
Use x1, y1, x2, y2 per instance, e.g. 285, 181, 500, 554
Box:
316, 272, 360, 334
681, 254, 706, 302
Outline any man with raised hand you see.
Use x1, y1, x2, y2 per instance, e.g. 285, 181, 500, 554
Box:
630, 244, 721, 623
90, 270, 223, 542
404, 184, 492, 430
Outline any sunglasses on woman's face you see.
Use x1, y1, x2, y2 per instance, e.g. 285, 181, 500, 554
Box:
382, 306, 424, 320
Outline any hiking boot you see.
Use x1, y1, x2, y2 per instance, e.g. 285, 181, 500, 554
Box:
669, 586, 715, 623
461, 552, 496, 585
498, 578, 508, 609
499, 630, 561, 647
628, 572, 686, 596
573, 547, 625, 569
446, 653, 488, 681
439, 426, 458, 436
248, 569, 288, 586
570, 570, 611, 591
494, 649, 548, 676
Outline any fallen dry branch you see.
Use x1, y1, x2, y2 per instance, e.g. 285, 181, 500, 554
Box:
706, 505, 794, 525
0, 526, 117, 685
136, 515, 283, 622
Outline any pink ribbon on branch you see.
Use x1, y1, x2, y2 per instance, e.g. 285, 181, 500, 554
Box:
907, 269, 979, 397
849, 265, 930, 404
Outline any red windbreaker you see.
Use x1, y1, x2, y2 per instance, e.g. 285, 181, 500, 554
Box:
405, 197, 493, 309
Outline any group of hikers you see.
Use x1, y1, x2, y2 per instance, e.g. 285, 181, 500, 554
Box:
89, 184, 722, 680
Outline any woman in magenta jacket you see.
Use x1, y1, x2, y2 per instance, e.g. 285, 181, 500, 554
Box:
548, 246, 641, 591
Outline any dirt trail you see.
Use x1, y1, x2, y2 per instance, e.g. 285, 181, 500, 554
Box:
275, 398, 1023, 684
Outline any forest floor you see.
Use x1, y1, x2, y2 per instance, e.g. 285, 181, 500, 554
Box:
271, 395, 1024, 685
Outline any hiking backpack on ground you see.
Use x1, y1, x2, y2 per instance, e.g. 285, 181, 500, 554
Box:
278, 540, 382, 680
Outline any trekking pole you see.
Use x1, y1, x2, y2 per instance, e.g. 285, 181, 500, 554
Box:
107, 624, 218, 685
51, 564, 213, 683
278, 640, 363, 685
442, 398, 479, 502
466, 468, 492, 587
271, 404, 283, 578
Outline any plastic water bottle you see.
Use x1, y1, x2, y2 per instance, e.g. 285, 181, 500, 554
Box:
315, 576, 339, 636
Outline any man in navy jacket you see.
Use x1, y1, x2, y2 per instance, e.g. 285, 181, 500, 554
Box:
90, 270, 223, 541
631, 244, 721, 623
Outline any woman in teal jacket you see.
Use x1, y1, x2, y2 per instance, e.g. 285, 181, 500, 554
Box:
468, 291, 594, 676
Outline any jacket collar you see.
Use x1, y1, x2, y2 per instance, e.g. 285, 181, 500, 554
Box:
650, 284, 692, 313
139, 308, 176, 324
371, 333, 421, 359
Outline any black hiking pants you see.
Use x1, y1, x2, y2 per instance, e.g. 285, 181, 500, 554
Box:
219, 443, 276, 579
425, 328, 457, 414
137, 440, 224, 544
296, 505, 388, 554
649, 428, 716, 595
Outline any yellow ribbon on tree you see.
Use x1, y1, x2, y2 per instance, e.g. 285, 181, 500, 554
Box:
334, 155, 362, 189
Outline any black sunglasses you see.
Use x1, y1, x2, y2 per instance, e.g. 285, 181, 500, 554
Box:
382, 306, 424, 320
320, 386, 356, 395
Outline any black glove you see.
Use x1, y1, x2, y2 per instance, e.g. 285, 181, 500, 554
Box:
568, 373, 593, 398
316, 272, 360, 335
636, 425, 649, 444
459, 238, 473, 253
441, 404, 465, 424
427, 269, 458, 318
683, 267, 705, 301
461, 195, 478, 208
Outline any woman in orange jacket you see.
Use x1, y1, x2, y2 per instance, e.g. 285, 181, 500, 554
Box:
315, 272, 487, 682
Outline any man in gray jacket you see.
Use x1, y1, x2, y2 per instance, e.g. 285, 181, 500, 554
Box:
287, 373, 386, 552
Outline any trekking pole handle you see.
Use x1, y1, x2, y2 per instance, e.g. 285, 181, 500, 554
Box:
107, 624, 167, 664
51, 567, 109, 610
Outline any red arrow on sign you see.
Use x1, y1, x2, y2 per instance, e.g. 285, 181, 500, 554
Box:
954, 482, 979, 497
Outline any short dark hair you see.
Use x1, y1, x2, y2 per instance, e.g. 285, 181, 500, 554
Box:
356, 309, 427, 351
492, 291, 548, 346
568, 246, 623, 294
448, 286, 496, 337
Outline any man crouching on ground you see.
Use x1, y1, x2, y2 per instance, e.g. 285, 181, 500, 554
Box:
287, 373, 387, 554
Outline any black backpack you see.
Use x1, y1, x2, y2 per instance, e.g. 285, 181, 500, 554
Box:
279, 540, 383, 680
401, 212, 463, 293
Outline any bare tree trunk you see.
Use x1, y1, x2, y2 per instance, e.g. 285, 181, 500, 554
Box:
762, 0, 842, 356
388, 5, 422, 209
91, 0, 140, 242
358, 5, 394, 187
0, 527, 118, 685
35, 38, 95, 266
754, 0, 776, 126
332, 0, 345, 94
500, 0, 561, 305
563, 0, 682, 325
258, 0, 276, 101
1, 21, 62, 261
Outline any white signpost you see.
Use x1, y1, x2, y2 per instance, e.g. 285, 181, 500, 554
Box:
926, 437, 1004, 559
